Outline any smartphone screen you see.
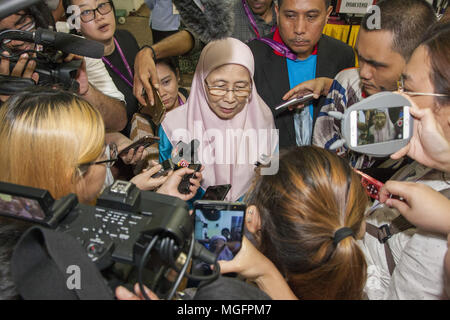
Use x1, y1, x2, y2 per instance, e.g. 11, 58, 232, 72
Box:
0, 193, 46, 221
350, 106, 410, 147
202, 184, 231, 201
192, 201, 246, 276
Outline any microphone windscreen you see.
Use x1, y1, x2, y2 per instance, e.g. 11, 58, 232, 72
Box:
173, 0, 234, 43
54, 32, 105, 58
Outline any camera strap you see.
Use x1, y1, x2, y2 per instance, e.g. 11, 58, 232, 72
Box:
11, 226, 114, 300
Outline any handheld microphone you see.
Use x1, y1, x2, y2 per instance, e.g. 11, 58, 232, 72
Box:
0, 28, 105, 59
0, 0, 41, 20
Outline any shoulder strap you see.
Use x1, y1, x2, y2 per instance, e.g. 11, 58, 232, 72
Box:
365, 222, 397, 275
366, 187, 450, 276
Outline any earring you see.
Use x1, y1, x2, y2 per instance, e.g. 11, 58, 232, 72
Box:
247, 209, 253, 223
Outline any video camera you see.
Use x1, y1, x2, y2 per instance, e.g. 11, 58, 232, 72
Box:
0, 180, 218, 300
0, 0, 104, 94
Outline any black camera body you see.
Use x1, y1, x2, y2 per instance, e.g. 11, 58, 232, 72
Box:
4, 57, 82, 93
0, 180, 193, 272
0, 27, 105, 94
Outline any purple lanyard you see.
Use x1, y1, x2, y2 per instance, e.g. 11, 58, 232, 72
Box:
242, 0, 276, 39
178, 95, 184, 106
102, 37, 134, 88
258, 37, 298, 61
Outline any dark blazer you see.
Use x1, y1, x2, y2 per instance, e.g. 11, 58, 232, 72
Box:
248, 34, 355, 149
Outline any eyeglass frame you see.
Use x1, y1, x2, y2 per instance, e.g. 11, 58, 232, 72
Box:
80, 143, 118, 169
397, 75, 449, 98
204, 80, 252, 98
78, 1, 114, 23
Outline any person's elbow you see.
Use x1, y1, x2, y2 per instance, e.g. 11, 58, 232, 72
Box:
115, 102, 128, 131
106, 101, 127, 132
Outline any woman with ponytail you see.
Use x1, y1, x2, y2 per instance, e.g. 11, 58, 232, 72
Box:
218, 146, 369, 299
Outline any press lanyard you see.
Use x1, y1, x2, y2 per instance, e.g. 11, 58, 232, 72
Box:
102, 37, 134, 88
178, 95, 184, 106
242, 0, 276, 39
258, 36, 298, 61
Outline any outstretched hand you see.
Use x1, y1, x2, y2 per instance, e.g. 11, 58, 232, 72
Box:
157, 166, 203, 201
281, 77, 333, 111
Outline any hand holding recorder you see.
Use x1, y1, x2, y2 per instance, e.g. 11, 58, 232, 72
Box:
157, 166, 203, 201
379, 181, 450, 235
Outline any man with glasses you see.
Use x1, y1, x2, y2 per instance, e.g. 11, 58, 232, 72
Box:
0, 0, 128, 133
360, 22, 450, 300
311, 0, 437, 170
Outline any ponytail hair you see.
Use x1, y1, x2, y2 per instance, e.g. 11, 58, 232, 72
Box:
246, 146, 368, 299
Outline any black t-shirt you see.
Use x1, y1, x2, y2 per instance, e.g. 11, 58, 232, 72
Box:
104, 29, 140, 136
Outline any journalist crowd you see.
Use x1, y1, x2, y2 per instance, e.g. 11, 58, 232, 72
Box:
0, 0, 449, 301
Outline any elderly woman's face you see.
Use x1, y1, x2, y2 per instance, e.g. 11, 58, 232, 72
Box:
204, 64, 252, 120
374, 112, 387, 129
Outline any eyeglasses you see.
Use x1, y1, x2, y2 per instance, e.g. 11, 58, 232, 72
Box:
78, 1, 113, 23
397, 75, 449, 98
205, 81, 252, 98
81, 143, 118, 169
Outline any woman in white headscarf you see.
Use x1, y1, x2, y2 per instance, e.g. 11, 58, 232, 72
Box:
368, 110, 396, 143
159, 37, 277, 201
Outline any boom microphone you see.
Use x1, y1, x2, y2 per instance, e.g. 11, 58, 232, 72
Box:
0, 28, 105, 59
173, 0, 234, 43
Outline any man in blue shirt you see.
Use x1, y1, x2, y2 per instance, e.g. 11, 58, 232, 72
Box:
248, 0, 355, 148
145, 0, 180, 43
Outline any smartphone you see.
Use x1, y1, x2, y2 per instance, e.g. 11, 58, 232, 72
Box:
192, 201, 246, 276
118, 135, 160, 157
202, 184, 232, 201
142, 85, 167, 125
151, 159, 175, 178
274, 93, 315, 114
349, 107, 411, 148
340, 92, 413, 157
177, 163, 202, 194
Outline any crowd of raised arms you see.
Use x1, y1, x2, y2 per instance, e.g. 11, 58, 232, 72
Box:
0, 0, 449, 301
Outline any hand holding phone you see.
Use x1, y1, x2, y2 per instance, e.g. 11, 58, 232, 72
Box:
193, 201, 246, 276
274, 93, 315, 115
118, 135, 160, 157
354, 169, 384, 200
178, 163, 202, 194
141, 85, 167, 125
151, 159, 175, 178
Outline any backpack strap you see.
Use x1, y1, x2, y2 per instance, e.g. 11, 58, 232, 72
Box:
365, 214, 414, 276
366, 187, 450, 276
